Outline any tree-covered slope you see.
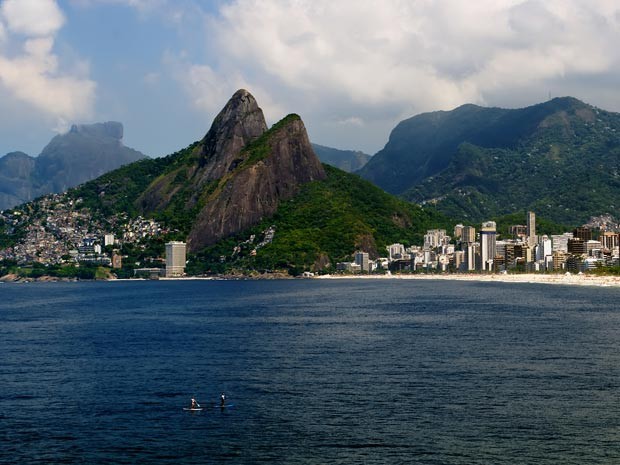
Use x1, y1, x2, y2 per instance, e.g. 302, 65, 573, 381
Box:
403, 99, 620, 224
191, 164, 449, 274
357, 96, 620, 225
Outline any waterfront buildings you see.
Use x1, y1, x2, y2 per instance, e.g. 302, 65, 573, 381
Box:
480, 221, 497, 271
165, 241, 186, 277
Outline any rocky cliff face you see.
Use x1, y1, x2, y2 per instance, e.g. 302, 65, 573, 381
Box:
138, 89, 268, 213
196, 89, 268, 184
188, 114, 326, 251
0, 152, 36, 210
137, 89, 326, 252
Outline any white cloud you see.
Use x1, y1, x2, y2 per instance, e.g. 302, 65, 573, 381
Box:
335, 117, 364, 127
210, 0, 619, 106
175, 0, 620, 152
0, 0, 96, 130
0, 0, 65, 36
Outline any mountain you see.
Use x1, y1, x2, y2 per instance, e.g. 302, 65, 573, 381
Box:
0, 152, 36, 210
358, 97, 620, 224
0, 122, 147, 211
66, 90, 444, 272
311, 143, 371, 172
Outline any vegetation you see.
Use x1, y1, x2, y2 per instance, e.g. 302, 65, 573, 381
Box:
189, 165, 450, 275
69, 142, 199, 218
0, 262, 112, 280
358, 96, 620, 225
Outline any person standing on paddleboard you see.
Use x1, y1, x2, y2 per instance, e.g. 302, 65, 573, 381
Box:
191, 398, 200, 409
220, 393, 226, 407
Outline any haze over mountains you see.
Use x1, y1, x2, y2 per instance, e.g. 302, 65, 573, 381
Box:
311, 144, 371, 172
358, 97, 620, 225
0, 122, 146, 211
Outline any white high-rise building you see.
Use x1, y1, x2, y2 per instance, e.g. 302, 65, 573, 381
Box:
551, 233, 573, 252
165, 241, 186, 277
463, 243, 477, 271
480, 221, 497, 271
536, 235, 553, 261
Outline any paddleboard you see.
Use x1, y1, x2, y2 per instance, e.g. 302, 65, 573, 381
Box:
215, 404, 235, 408
183, 407, 203, 411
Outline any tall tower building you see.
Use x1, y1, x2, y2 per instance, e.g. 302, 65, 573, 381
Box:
480, 221, 497, 271
354, 251, 370, 273
526, 211, 537, 247
461, 226, 476, 244
165, 241, 187, 277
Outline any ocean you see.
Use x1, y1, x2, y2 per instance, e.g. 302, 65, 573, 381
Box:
1, 279, 619, 464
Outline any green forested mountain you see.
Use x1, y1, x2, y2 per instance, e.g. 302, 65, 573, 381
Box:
358, 97, 620, 224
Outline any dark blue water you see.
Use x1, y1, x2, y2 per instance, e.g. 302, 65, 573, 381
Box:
1, 279, 620, 464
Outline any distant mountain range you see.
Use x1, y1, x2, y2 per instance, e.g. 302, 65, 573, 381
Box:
357, 97, 620, 225
0, 122, 146, 211
311, 143, 371, 172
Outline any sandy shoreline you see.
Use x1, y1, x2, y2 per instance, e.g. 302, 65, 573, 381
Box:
2, 272, 620, 287
316, 272, 620, 287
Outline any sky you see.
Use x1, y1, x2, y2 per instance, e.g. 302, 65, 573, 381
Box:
0, 0, 619, 158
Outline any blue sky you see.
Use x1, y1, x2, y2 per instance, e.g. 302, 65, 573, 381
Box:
1, 0, 619, 158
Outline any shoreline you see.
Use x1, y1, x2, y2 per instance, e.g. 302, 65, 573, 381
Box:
2, 272, 620, 288
316, 272, 620, 287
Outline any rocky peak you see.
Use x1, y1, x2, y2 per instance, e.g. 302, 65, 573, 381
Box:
69, 121, 124, 141
0, 152, 35, 180
197, 89, 268, 183
187, 112, 326, 251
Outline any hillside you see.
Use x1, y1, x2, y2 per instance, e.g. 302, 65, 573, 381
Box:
74, 90, 326, 253
0, 122, 147, 211
311, 143, 371, 172
63, 90, 445, 274
189, 164, 446, 274
358, 97, 620, 224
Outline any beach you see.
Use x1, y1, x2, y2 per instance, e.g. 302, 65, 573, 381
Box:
317, 272, 620, 287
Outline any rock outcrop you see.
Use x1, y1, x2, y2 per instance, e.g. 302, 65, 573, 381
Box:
137, 89, 326, 252
188, 114, 326, 251
138, 89, 268, 213
196, 89, 269, 184
0, 152, 36, 210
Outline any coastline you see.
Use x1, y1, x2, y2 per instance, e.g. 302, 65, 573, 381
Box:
316, 272, 620, 287
2, 271, 620, 288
